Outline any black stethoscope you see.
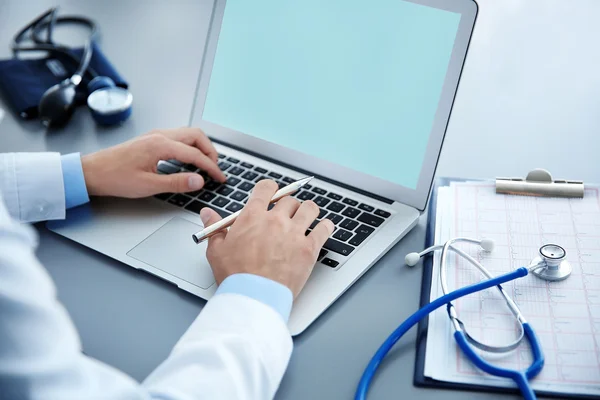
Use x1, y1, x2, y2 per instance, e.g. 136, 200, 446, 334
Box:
11, 7, 133, 127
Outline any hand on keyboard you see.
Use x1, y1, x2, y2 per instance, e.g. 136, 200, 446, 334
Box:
200, 180, 335, 298
81, 127, 226, 198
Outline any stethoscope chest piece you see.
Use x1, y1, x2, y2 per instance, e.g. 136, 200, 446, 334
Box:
531, 244, 572, 281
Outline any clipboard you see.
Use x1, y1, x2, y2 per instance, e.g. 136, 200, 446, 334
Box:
412, 177, 597, 399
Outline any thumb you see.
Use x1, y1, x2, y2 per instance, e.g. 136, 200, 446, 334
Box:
151, 173, 204, 194
200, 207, 227, 248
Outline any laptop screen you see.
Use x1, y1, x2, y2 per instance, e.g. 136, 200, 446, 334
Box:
202, 0, 462, 190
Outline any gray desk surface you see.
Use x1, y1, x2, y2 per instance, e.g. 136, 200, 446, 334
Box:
0, 1, 598, 399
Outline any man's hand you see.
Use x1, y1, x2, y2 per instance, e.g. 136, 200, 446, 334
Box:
81, 128, 227, 198
200, 180, 335, 298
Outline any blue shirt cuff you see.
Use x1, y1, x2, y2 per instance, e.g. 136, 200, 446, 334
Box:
215, 273, 293, 322
60, 153, 90, 209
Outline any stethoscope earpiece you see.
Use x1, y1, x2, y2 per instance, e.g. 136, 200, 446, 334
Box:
479, 238, 495, 252
405, 252, 421, 267
405, 238, 495, 268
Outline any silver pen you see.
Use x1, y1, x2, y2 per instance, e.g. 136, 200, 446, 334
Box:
192, 176, 314, 244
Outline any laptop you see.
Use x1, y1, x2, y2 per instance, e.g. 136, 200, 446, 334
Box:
48, 0, 477, 335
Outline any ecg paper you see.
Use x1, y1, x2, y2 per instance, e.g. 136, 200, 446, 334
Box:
423, 182, 600, 397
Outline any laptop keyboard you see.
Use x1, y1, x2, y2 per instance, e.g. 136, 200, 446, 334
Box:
154, 152, 392, 269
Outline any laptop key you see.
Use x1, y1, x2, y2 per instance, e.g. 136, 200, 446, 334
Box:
326, 201, 344, 213
268, 172, 282, 179
168, 194, 192, 207
198, 191, 217, 202
185, 200, 231, 219
229, 166, 245, 176
256, 176, 271, 183
204, 180, 221, 191
196, 170, 209, 180
310, 219, 320, 229
254, 166, 268, 174
318, 249, 328, 261
154, 192, 173, 201
356, 224, 375, 235
327, 192, 342, 201
297, 191, 315, 201
325, 213, 343, 225
333, 229, 353, 242
343, 198, 358, 207
358, 203, 375, 212
227, 157, 240, 164
314, 196, 330, 207
218, 153, 226, 159
277, 181, 286, 189
218, 161, 231, 171
212, 196, 230, 208
321, 258, 339, 268
242, 171, 258, 181
324, 238, 354, 256
226, 202, 244, 212
349, 225, 375, 246
241, 162, 253, 168
238, 182, 255, 192
231, 191, 248, 202
216, 186, 234, 196
375, 209, 391, 218
357, 212, 384, 227
312, 187, 327, 195
341, 207, 360, 219
282, 177, 295, 184
226, 177, 241, 186
340, 218, 359, 230
303, 184, 312, 190
318, 208, 327, 219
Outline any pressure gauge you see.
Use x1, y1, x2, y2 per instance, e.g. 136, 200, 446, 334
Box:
87, 76, 133, 125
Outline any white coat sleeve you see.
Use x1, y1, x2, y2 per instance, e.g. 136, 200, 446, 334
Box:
142, 294, 293, 400
0, 152, 66, 222
0, 155, 293, 400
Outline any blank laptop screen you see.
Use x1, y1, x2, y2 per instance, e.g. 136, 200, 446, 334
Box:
202, 0, 461, 189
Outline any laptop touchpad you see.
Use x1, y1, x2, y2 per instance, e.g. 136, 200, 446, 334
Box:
127, 217, 215, 289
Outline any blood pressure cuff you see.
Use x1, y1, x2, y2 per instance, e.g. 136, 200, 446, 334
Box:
0, 42, 128, 119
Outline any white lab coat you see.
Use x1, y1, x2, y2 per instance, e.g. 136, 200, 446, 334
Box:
0, 153, 293, 400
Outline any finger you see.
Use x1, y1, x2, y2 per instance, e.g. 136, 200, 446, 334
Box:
308, 219, 335, 251
200, 207, 227, 249
164, 127, 220, 163
245, 179, 279, 212
272, 196, 301, 218
148, 172, 204, 194
292, 200, 320, 229
160, 138, 226, 182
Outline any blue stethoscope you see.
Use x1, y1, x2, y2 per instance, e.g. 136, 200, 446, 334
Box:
355, 238, 573, 400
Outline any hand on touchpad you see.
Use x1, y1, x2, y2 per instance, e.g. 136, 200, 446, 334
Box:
127, 217, 215, 289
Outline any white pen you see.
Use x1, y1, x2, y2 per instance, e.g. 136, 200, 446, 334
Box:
192, 176, 314, 244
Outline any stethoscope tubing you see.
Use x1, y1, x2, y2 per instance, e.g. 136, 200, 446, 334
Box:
455, 321, 544, 400
354, 266, 531, 400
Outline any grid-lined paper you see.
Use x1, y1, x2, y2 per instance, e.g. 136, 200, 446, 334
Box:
424, 182, 600, 396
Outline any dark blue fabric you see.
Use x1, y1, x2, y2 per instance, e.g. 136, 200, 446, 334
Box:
0, 42, 128, 119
